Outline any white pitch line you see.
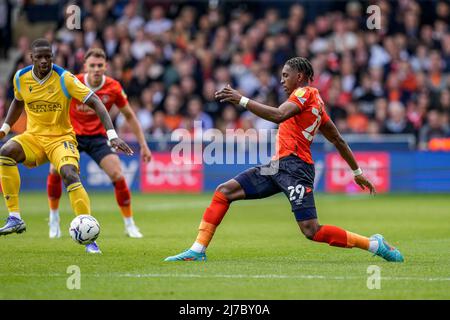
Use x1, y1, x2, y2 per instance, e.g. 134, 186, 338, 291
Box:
0, 272, 449, 282
107, 273, 450, 282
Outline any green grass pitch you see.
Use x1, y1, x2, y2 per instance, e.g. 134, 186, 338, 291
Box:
0, 192, 449, 299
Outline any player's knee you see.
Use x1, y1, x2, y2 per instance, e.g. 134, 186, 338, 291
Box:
59, 165, 80, 186
0, 143, 21, 161
303, 230, 316, 240
216, 183, 230, 197
299, 222, 320, 240
0, 145, 11, 157
216, 183, 236, 201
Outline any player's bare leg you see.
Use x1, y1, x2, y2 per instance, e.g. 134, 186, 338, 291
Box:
165, 179, 245, 261
298, 219, 404, 262
47, 164, 62, 238
0, 141, 27, 235
60, 164, 100, 253
99, 153, 143, 238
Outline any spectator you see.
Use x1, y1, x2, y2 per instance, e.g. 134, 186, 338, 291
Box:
426, 50, 446, 92
116, 98, 152, 141
149, 110, 170, 139
353, 73, 379, 119
334, 116, 351, 134
346, 102, 369, 133
144, 6, 172, 36
82, 16, 99, 49
382, 101, 416, 135
216, 105, 240, 133
126, 60, 150, 98
117, 2, 145, 38
438, 89, 450, 118
374, 98, 389, 126
419, 109, 450, 150
202, 79, 221, 120
163, 95, 183, 131
103, 25, 119, 59
367, 120, 382, 138
0, 0, 12, 58
131, 28, 155, 60
180, 76, 198, 100
183, 96, 213, 130
329, 17, 357, 53
1, 0, 448, 146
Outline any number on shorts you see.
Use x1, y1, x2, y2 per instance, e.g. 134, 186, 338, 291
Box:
288, 184, 305, 201
63, 141, 76, 154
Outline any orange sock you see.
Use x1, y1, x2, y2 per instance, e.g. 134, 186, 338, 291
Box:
119, 205, 132, 218
345, 231, 370, 250
313, 225, 348, 247
312, 225, 370, 250
196, 221, 217, 247
195, 191, 230, 247
114, 178, 132, 218
47, 173, 62, 210
49, 199, 59, 211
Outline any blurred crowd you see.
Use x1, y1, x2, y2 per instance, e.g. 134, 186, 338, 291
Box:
0, 0, 449, 149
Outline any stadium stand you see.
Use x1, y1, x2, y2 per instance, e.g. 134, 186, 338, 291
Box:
0, 0, 449, 150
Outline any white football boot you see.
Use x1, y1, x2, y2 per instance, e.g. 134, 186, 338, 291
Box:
49, 212, 61, 239
125, 223, 143, 238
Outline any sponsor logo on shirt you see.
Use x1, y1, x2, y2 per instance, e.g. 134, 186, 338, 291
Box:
28, 100, 62, 113
294, 88, 307, 104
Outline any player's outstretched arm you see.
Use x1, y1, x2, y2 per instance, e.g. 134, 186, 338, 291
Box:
319, 119, 376, 194
84, 94, 134, 155
0, 98, 25, 140
120, 104, 152, 162
215, 84, 300, 123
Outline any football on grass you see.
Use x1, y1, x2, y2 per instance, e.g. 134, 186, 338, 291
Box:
69, 215, 100, 245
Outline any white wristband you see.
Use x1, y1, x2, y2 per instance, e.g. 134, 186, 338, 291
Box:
106, 129, 118, 141
353, 168, 363, 176
0, 123, 11, 135
239, 96, 249, 108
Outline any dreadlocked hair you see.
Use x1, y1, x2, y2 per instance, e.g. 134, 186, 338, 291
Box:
285, 57, 314, 83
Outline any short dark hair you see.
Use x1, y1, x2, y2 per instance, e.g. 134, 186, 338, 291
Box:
84, 48, 106, 61
285, 57, 314, 82
31, 38, 51, 50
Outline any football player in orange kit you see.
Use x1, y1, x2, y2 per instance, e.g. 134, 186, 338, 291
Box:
165, 57, 404, 262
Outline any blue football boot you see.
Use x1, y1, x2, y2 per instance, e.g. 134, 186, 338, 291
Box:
85, 241, 102, 254
0, 216, 26, 236
371, 234, 404, 262
164, 249, 207, 261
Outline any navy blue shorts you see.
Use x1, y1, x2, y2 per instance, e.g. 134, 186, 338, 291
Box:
234, 155, 317, 221
76, 135, 116, 166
